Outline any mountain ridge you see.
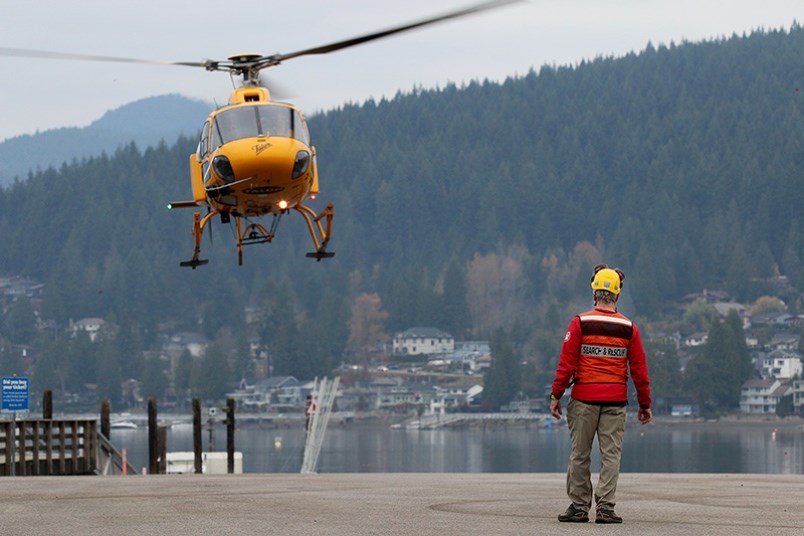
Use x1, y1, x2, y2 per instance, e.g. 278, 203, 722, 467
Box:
0, 94, 212, 186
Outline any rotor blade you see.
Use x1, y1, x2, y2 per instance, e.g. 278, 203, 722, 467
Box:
0, 46, 206, 68
272, 0, 522, 63
259, 74, 295, 101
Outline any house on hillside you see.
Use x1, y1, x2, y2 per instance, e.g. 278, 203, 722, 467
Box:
449, 341, 491, 372
392, 327, 454, 357
370, 377, 435, 412
163, 332, 208, 359
740, 378, 792, 414
684, 332, 708, 347
768, 333, 801, 352
429, 384, 483, 414
161, 332, 208, 377
227, 376, 313, 410
793, 380, 804, 414
712, 302, 749, 328
226, 379, 270, 410
69, 317, 105, 342
254, 376, 304, 407
761, 350, 803, 380
0, 276, 44, 300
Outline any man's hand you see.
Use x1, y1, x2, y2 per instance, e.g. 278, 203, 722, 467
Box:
638, 407, 652, 424
550, 398, 562, 419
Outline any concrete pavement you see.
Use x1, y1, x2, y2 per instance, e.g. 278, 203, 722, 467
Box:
3, 473, 803, 535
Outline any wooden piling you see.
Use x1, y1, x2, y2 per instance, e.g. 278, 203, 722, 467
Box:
192, 398, 202, 474
226, 398, 235, 474
100, 400, 110, 439
148, 397, 158, 475
157, 425, 167, 475
42, 390, 53, 420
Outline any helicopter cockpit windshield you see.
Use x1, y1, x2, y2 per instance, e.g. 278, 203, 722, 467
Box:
211, 105, 310, 149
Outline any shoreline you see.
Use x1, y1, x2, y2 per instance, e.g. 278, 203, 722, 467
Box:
651, 414, 804, 428
21, 409, 804, 431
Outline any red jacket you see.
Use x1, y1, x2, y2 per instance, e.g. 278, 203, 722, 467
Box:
551, 308, 651, 409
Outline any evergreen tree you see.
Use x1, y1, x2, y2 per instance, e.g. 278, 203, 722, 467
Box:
95, 332, 123, 405
257, 281, 308, 378
2, 296, 37, 344
173, 349, 194, 398
482, 330, 521, 410
140, 355, 169, 399
190, 343, 230, 401
643, 339, 684, 413
440, 259, 471, 339
32, 342, 63, 394
684, 310, 753, 415
0, 343, 26, 377
65, 331, 98, 391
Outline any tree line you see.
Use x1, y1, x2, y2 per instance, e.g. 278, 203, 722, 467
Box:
1, 25, 802, 411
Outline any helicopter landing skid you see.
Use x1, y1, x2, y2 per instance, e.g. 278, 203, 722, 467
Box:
179, 210, 217, 269
306, 251, 336, 261
179, 258, 209, 269
296, 202, 335, 262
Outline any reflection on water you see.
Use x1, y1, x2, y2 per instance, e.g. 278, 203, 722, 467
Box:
622, 424, 804, 473
109, 421, 804, 474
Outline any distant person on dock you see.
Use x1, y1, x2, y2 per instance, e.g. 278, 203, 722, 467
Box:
549, 265, 652, 524
305, 394, 317, 433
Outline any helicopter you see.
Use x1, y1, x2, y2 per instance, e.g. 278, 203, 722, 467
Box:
0, 0, 521, 268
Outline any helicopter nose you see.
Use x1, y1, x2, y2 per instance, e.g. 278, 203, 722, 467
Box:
220, 137, 299, 181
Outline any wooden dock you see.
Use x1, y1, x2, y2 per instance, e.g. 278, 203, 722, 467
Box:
0, 419, 132, 476
398, 412, 548, 429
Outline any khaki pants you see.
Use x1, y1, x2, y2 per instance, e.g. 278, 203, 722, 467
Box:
565, 398, 626, 512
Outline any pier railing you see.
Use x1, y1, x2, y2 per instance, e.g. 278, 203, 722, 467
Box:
0, 419, 99, 476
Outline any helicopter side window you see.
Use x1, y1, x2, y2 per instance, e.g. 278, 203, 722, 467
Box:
197, 121, 210, 158
211, 119, 223, 150
293, 111, 310, 145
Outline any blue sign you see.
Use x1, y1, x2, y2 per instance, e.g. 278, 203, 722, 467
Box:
2, 377, 30, 412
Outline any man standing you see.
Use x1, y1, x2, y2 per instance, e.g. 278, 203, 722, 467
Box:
305, 394, 317, 433
550, 265, 652, 524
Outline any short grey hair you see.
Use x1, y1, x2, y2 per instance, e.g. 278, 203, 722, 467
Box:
594, 290, 617, 304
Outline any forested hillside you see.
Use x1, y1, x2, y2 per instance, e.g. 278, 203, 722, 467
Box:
1, 26, 802, 404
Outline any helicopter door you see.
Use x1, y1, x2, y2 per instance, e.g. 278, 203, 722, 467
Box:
190, 121, 210, 203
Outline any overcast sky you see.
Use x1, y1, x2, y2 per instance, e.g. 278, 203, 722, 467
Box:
1, 0, 801, 141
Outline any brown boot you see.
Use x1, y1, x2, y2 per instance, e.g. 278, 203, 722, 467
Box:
595, 507, 623, 524
558, 504, 589, 523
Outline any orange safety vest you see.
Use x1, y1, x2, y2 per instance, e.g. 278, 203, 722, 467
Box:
574, 309, 633, 389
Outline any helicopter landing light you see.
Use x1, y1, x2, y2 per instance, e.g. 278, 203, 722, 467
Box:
278, 200, 289, 210
167, 200, 199, 209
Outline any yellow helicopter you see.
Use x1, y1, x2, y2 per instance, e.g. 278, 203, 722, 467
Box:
1, 0, 520, 268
